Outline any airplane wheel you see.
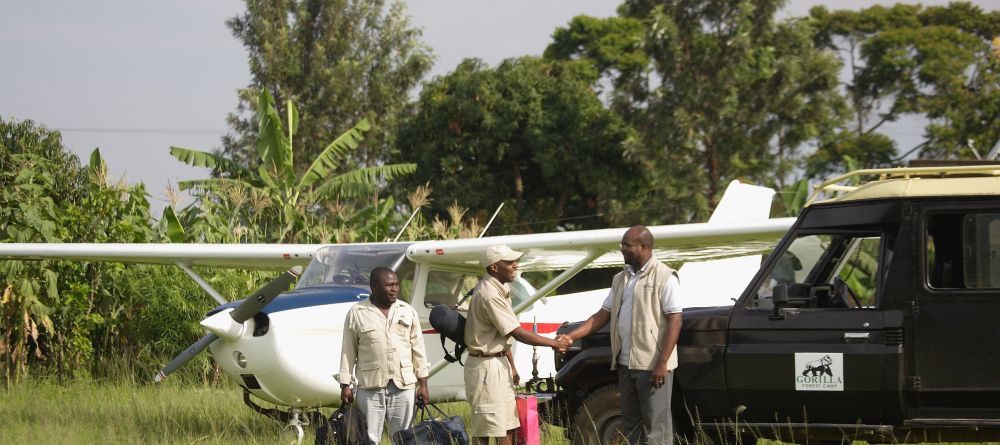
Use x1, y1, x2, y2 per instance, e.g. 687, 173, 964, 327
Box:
571, 384, 623, 444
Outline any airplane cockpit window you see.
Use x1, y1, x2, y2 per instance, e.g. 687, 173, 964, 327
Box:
296, 245, 410, 290
424, 269, 480, 310
752, 232, 882, 309
395, 259, 417, 303
927, 212, 1000, 289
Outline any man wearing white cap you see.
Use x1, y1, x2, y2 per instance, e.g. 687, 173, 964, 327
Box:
464, 244, 569, 445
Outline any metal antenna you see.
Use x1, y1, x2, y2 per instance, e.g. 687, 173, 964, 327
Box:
987, 139, 1000, 161
392, 206, 422, 242
478, 202, 505, 238
968, 139, 982, 160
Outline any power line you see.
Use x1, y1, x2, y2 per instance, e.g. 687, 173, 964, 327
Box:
54, 127, 225, 135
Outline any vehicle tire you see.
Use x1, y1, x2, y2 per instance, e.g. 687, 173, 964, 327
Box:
571, 384, 624, 444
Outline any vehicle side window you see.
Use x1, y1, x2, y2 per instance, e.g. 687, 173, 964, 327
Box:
927, 212, 1000, 289
424, 269, 480, 309
752, 233, 881, 309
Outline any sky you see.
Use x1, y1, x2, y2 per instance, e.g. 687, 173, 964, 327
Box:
2, 0, 997, 217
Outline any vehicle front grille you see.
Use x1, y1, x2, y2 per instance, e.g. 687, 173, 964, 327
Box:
884, 328, 903, 345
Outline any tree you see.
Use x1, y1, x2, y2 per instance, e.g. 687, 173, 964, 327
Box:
0, 118, 157, 383
395, 57, 651, 233
223, 0, 433, 171
550, 1, 846, 221
171, 90, 415, 243
544, 15, 651, 122
808, 2, 1000, 174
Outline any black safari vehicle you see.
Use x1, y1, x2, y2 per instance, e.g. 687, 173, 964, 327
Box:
550, 163, 1000, 443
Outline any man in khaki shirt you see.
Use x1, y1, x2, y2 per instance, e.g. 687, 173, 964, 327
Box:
337, 267, 430, 444
464, 245, 569, 445
559, 225, 683, 445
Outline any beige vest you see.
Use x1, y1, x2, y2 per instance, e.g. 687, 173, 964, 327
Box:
609, 261, 679, 371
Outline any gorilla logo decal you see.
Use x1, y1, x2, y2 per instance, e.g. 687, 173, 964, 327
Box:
801, 355, 833, 377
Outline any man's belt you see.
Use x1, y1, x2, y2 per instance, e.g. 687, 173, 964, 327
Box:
468, 350, 506, 358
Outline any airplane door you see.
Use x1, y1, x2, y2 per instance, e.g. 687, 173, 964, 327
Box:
725, 232, 899, 425
912, 207, 1000, 414
411, 264, 482, 400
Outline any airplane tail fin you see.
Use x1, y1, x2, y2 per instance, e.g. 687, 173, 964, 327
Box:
707, 180, 775, 223
679, 180, 775, 307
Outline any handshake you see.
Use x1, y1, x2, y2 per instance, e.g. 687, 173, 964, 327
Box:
551, 334, 573, 353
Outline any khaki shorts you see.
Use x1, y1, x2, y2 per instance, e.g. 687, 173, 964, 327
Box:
464, 355, 519, 437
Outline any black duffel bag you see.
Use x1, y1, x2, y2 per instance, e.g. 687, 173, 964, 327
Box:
391, 402, 469, 445
316, 403, 371, 445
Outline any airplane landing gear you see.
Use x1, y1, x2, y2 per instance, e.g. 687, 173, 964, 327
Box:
242, 389, 323, 445
285, 410, 306, 445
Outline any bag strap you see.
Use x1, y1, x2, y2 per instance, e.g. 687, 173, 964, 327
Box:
414, 402, 432, 423
439, 333, 465, 366
425, 403, 450, 418
456, 288, 475, 306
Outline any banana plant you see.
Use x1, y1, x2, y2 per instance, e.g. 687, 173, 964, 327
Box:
169, 90, 415, 242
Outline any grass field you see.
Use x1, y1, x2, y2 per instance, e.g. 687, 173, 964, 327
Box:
6, 380, 994, 445
0, 379, 570, 444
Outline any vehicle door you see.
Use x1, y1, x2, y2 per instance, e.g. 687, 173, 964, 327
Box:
725, 228, 898, 425
912, 204, 1000, 415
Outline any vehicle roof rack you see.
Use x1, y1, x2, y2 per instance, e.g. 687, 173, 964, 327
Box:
807, 163, 1000, 206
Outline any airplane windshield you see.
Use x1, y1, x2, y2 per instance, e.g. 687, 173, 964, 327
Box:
296, 244, 411, 289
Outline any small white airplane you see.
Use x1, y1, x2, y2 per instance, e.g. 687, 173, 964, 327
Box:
0, 180, 794, 439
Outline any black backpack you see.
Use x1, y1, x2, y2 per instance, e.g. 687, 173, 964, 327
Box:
428, 289, 473, 365
315, 404, 370, 445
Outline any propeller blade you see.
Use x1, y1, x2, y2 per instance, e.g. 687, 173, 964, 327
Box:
154, 332, 218, 383
153, 266, 301, 383
229, 266, 302, 323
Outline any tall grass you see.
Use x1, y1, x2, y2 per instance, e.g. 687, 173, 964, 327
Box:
2, 379, 285, 444
0, 379, 571, 444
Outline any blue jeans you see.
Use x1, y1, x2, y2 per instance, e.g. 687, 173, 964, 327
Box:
355, 380, 415, 444
618, 367, 674, 445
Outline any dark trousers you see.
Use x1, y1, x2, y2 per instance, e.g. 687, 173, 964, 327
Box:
617, 367, 674, 445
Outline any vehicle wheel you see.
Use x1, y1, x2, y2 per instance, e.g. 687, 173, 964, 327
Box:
571, 384, 625, 444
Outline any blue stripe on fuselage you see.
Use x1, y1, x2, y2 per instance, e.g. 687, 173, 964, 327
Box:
206, 285, 369, 316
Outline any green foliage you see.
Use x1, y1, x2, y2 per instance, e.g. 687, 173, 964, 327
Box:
806, 132, 896, 178
0, 118, 159, 384
396, 56, 649, 233
809, 2, 1000, 170
775, 178, 810, 218
547, 1, 846, 222
223, 0, 433, 171
171, 90, 415, 243
545, 15, 650, 119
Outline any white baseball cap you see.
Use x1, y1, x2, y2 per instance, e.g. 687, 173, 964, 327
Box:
481, 244, 524, 267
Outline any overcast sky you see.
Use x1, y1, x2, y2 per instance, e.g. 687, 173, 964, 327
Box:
2, 1, 996, 217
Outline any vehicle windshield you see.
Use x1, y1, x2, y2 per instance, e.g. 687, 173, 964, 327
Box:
296, 244, 411, 290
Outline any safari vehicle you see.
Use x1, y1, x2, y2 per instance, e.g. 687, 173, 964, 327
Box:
549, 164, 1000, 443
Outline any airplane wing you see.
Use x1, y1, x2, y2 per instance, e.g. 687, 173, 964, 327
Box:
0, 243, 325, 270
407, 181, 796, 272
407, 217, 794, 272
0, 182, 793, 273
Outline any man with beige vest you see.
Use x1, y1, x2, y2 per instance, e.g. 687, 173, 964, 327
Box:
465, 245, 569, 445
337, 267, 430, 444
559, 225, 682, 445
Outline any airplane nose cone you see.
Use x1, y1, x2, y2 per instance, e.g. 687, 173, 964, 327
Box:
200, 308, 245, 341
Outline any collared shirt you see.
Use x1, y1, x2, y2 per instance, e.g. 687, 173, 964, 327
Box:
336, 298, 429, 390
465, 275, 520, 355
602, 258, 682, 366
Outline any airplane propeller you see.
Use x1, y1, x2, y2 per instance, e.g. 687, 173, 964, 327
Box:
154, 266, 302, 383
